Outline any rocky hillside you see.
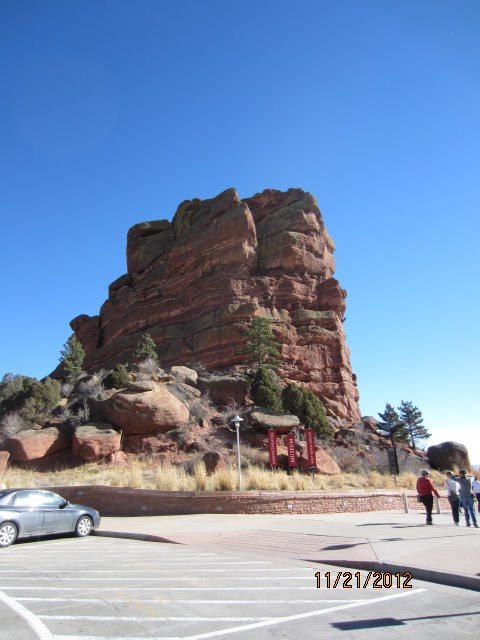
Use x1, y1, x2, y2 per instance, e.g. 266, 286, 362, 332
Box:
69, 188, 360, 423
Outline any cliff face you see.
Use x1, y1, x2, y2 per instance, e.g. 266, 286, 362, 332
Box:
71, 188, 360, 423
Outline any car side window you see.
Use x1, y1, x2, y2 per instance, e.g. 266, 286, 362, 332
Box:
13, 491, 44, 507
13, 491, 64, 508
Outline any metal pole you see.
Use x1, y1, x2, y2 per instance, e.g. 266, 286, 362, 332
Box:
402, 493, 409, 513
235, 424, 242, 491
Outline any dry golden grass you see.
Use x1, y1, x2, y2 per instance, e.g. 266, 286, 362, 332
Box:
1, 460, 447, 493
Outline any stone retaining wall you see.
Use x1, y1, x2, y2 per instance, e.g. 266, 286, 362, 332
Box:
50, 486, 451, 517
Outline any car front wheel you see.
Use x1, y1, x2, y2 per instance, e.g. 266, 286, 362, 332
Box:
75, 516, 93, 537
0, 522, 18, 548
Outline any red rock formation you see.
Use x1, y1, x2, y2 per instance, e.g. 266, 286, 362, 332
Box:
70, 188, 360, 423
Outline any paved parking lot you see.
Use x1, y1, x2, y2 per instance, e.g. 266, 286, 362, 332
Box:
0, 536, 478, 640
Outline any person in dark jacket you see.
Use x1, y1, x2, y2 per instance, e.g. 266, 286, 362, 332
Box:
416, 469, 440, 525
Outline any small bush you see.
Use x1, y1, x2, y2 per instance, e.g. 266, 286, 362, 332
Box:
194, 462, 208, 490
104, 364, 130, 390
281, 383, 333, 441
133, 334, 158, 362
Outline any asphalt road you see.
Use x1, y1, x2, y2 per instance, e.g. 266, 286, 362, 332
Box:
0, 536, 478, 640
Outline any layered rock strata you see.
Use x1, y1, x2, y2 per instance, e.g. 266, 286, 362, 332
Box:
71, 188, 360, 422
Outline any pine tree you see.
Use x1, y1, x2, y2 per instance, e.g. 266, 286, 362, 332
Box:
250, 366, 283, 411
377, 403, 409, 446
281, 383, 334, 440
398, 400, 430, 450
60, 335, 85, 384
240, 317, 282, 370
133, 333, 158, 361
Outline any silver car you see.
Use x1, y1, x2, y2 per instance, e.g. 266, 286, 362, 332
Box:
0, 489, 101, 548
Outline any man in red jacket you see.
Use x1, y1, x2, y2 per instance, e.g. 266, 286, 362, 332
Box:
417, 469, 440, 525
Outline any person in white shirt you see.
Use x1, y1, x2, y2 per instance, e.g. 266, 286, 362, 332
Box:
472, 476, 480, 514
444, 471, 461, 525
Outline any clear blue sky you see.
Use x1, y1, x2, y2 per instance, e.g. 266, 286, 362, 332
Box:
1, 1, 479, 462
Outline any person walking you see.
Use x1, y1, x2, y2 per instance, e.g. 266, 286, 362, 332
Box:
453, 469, 479, 527
472, 476, 480, 514
416, 469, 440, 525
444, 471, 461, 525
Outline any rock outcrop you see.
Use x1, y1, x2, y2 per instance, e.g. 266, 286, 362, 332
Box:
69, 188, 360, 423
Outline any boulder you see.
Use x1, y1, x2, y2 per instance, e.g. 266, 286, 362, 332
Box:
315, 447, 341, 475
0, 450, 10, 476
427, 441, 471, 471
170, 366, 198, 386
247, 407, 300, 434
72, 423, 122, 462
5, 427, 69, 462
65, 188, 360, 424
197, 375, 250, 406
202, 450, 226, 475
95, 384, 190, 435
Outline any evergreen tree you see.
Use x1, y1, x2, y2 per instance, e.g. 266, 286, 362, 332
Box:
282, 383, 334, 440
250, 365, 283, 411
398, 400, 430, 450
377, 403, 409, 446
240, 317, 281, 370
60, 335, 85, 384
133, 333, 158, 361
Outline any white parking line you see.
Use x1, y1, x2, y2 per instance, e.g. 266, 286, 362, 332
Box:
0, 575, 313, 581
16, 598, 361, 603
41, 616, 273, 621
1, 586, 315, 591
0, 562, 271, 571
0, 590, 53, 640
48, 590, 426, 640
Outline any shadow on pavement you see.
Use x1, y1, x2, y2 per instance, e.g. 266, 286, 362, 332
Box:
332, 610, 480, 631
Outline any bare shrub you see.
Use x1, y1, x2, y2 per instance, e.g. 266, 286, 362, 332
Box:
218, 400, 246, 427
92, 368, 108, 383
61, 383, 74, 398
189, 394, 212, 422
75, 403, 90, 424
331, 447, 369, 474
138, 358, 160, 376
56, 406, 73, 423
240, 444, 268, 467
0, 412, 24, 442
77, 378, 104, 400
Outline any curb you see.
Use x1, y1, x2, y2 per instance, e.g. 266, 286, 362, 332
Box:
324, 559, 480, 593
94, 530, 179, 544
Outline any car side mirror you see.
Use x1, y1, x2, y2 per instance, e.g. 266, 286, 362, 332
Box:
59, 500, 69, 509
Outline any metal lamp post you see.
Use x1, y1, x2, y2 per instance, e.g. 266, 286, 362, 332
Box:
230, 415, 244, 491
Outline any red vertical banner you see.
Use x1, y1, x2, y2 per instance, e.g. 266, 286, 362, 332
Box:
286, 433, 297, 467
305, 428, 317, 467
267, 429, 278, 468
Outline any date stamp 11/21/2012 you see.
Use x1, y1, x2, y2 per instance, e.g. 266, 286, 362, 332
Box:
315, 571, 413, 589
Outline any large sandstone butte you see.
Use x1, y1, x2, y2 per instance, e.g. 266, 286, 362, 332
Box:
71, 188, 361, 423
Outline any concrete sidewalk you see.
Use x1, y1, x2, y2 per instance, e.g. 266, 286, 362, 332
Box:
96, 509, 480, 591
